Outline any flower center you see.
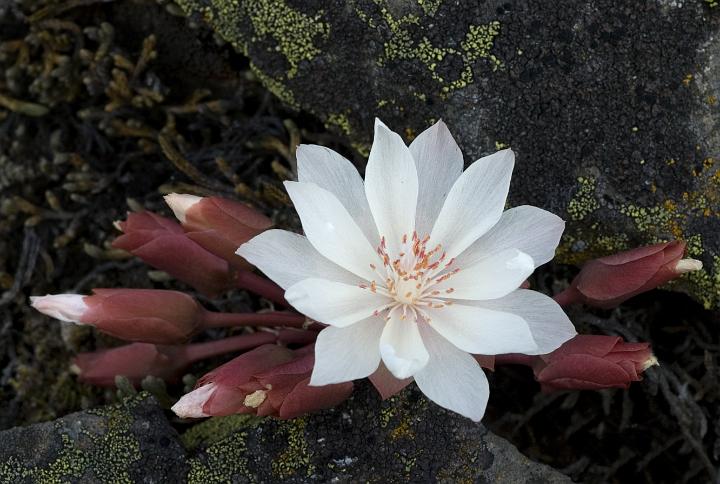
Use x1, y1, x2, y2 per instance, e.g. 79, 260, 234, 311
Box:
360, 232, 460, 322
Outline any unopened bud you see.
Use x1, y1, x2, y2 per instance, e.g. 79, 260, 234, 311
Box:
164, 194, 272, 268
113, 211, 233, 296
32, 289, 204, 344
534, 335, 656, 392
571, 241, 695, 308
173, 344, 352, 419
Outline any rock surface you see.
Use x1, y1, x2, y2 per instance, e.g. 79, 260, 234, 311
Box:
175, 0, 720, 308
0, 388, 570, 482
0, 393, 188, 483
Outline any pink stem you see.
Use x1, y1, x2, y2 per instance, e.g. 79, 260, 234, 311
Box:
278, 329, 318, 345
179, 330, 318, 363
494, 353, 540, 367
553, 286, 582, 307
235, 271, 287, 306
202, 310, 306, 328
181, 332, 279, 362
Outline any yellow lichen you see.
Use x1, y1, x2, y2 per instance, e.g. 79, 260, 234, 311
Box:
365, 0, 501, 95
271, 418, 315, 479
567, 176, 599, 221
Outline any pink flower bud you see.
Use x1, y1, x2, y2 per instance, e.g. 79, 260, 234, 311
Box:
172, 345, 353, 419
72, 343, 186, 387
112, 211, 232, 296
533, 335, 657, 392
32, 289, 204, 344
569, 241, 702, 309
165, 194, 272, 269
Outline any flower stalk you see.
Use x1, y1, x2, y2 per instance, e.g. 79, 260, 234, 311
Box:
73, 329, 316, 387
234, 270, 288, 306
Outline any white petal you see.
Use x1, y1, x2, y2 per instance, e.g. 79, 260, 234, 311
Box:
409, 120, 464, 237
171, 383, 214, 418
424, 302, 537, 355
379, 309, 429, 379
237, 230, 359, 290
455, 206, 565, 268
285, 278, 391, 328
285, 181, 381, 281
310, 318, 384, 385
365, 119, 419, 257
415, 324, 489, 422
474, 289, 576, 355
30, 294, 88, 323
429, 149, 514, 260
297, 144, 379, 246
435, 248, 534, 300
164, 193, 201, 224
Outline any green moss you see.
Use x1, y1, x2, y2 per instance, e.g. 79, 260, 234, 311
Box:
271, 418, 315, 479
0, 395, 148, 483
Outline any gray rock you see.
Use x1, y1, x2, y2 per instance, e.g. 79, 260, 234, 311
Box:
175, 0, 720, 308
0, 393, 188, 483
0, 388, 569, 482
186, 383, 569, 483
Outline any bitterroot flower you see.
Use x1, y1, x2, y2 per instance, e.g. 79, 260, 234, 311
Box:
238, 119, 576, 421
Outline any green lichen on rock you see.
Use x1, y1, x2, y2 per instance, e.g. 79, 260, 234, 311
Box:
244, 0, 330, 79
559, 162, 720, 307
567, 176, 600, 221
271, 417, 316, 479
250, 62, 299, 109
0, 394, 153, 483
187, 430, 252, 483
367, 0, 502, 94
182, 382, 568, 482
176, 0, 329, 78
181, 414, 260, 451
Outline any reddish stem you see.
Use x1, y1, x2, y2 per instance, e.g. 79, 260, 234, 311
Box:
180, 329, 318, 363
553, 286, 582, 308
181, 332, 278, 362
235, 271, 287, 306
494, 353, 540, 367
278, 329, 319, 345
202, 310, 306, 329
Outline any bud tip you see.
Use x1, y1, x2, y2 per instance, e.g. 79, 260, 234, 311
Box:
164, 193, 202, 224
675, 258, 703, 274
171, 383, 214, 418
30, 294, 88, 323
642, 355, 659, 371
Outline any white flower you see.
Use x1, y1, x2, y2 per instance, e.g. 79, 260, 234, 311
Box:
237, 119, 576, 421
